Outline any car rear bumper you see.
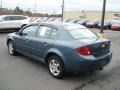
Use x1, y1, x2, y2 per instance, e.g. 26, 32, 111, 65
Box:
64, 51, 112, 73
112, 27, 120, 30
98, 26, 108, 29
86, 25, 96, 28
76, 55, 111, 72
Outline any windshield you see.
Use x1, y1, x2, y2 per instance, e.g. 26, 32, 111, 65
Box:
67, 28, 98, 39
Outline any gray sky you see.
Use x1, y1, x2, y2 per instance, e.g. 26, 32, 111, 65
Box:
2, 0, 120, 14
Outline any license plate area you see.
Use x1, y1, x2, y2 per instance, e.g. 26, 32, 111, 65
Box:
91, 42, 110, 57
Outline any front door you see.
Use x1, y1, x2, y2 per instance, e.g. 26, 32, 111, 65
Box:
14, 25, 38, 55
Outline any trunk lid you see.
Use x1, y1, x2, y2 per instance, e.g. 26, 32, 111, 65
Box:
79, 38, 110, 57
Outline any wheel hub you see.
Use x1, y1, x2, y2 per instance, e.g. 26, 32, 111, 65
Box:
49, 59, 60, 76
9, 43, 14, 54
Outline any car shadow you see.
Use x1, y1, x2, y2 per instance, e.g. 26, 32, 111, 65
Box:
15, 53, 105, 80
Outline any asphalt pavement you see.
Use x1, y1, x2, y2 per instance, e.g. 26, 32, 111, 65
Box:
0, 29, 120, 90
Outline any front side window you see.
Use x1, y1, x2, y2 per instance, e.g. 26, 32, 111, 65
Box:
21, 25, 38, 37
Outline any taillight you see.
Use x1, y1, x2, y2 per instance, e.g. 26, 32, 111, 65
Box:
76, 46, 91, 56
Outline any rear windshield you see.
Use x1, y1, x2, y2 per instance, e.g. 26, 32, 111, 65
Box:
67, 28, 98, 39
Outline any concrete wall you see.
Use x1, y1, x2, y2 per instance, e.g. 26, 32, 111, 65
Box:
64, 11, 120, 20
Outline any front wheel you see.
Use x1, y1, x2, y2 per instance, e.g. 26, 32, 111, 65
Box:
8, 40, 17, 56
48, 55, 66, 79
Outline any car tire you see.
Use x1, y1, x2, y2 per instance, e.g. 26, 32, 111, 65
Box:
48, 55, 66, 79
8, 40, 17, 56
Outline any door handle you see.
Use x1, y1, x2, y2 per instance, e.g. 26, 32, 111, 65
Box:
44, 43, 49, 46
42, 42, 49, 46
25, 39, 30, 42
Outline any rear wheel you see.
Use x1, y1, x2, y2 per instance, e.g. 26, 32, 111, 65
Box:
48, 55, 66, 78
8, 40, 17, 56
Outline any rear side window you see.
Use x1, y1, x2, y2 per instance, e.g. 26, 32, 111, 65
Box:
13, 16, 27, 20
50, 29, 58, 39
37, 26, 58, 39
68, 28, 98, 39
12, 16, 27, 20
3, 16, 27, 21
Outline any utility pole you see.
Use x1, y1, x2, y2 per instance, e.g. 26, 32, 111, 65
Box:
0, 0, 2, 15
62, 0, 64, 21
28, 8, 31, 17
98, 0, 106, 38
100, 0, 106, 34
34, 0, 37, 17
0, 0, 2, 8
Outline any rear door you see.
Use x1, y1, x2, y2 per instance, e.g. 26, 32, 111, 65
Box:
29, 24, 58, 60
0, 16, 24, 29
7, 16, 23, 28
11, 16, 28, 28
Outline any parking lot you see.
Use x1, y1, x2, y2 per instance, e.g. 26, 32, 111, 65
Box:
0, 29, 120, 90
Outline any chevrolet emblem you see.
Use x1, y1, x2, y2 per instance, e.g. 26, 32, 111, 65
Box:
101, 44, 105, 48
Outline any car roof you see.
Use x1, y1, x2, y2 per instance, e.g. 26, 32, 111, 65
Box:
29, 22, 86, 29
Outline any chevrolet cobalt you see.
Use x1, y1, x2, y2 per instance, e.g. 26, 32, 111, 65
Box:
7, 22, 112, 78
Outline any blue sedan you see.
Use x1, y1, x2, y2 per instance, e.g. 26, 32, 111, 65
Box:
7, 22, 112, 78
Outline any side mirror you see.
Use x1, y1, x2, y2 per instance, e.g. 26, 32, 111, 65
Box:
16, 31, 21, 35
16, 31, 27, 36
